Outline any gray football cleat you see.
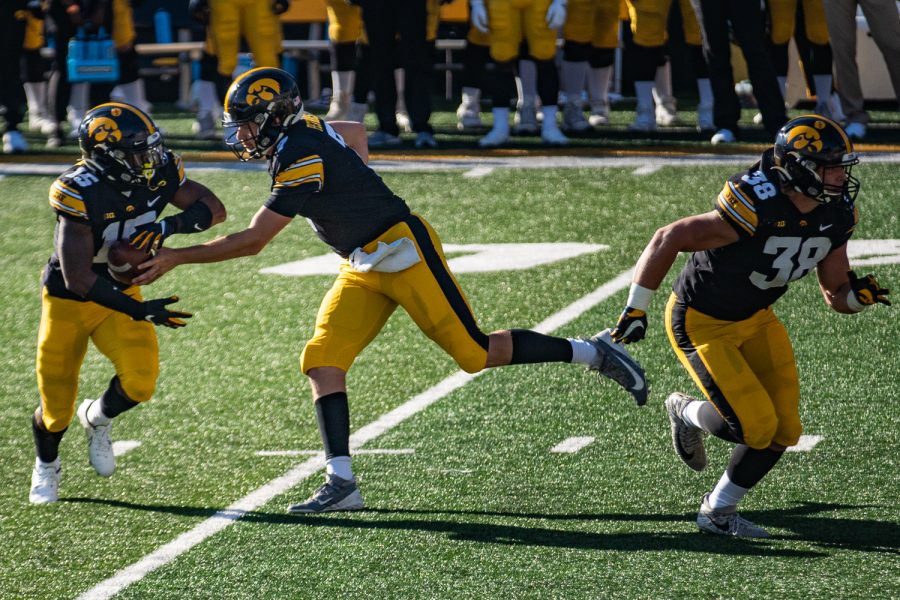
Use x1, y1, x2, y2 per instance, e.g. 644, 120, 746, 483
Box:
587, 329, 648, 406
287, 474, 365, 514
77, 399, 115, 477
665, 392, 707, 471
29, 458, 61, 504
697, 493, 770, 538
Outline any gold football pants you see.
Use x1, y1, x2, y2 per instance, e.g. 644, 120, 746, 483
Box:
563, 0, 621, 49
301, 214, 490, 375
36, 287, 159, 433
665, 293, 802, 449
487, 0, 557, 62
208, 0, 283, 77
767, 0, 829, 46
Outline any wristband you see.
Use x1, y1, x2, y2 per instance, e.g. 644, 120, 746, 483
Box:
626, 283, 655, 312
846, 290, 869, 313
169, 200, 213, 234
85, 277, 145, 321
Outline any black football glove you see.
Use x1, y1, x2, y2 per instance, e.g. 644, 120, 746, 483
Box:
272, 0, 290, 14
848, 270, 891, 307
189, 0, 211, 24
129, 220, 172, 252
139, 296, 192, 328
610, 307, 648, 344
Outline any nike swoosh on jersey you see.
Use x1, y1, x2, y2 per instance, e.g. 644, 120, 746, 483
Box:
819, 223, 833, 231
147, 195, 162, 207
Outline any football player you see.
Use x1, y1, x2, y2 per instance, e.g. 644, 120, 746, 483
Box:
763, 0, 834, 118
29, 102, 226, 504
135, 67, 647, 513
610, 115, 891, 537
471, 0, 570, 146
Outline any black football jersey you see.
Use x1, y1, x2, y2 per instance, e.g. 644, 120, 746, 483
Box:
674, 149, 857, 321
43, 152, 186, 300
263, 113, 410, 257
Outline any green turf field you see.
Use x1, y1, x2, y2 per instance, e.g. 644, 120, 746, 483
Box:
0, 160, 898, 599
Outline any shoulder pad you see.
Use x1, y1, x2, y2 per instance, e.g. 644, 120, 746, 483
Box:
299, 112, 324, 132
49, 177, 89, 220
274, 154, 324, 192
716, 179, 759, 236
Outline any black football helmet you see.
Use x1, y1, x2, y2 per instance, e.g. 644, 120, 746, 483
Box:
79, 102, 168, 188
222, 67, 303, 160
772, 115, 859, 203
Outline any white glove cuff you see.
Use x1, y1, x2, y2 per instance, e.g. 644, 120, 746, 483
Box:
846, 290, 869, 313
626, 283, 654, 312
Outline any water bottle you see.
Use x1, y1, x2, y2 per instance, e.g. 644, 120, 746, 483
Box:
154, 9, 173, 44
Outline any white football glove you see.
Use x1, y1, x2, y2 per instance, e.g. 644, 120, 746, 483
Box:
470, 0, 489, 33
545, 0, 567, 29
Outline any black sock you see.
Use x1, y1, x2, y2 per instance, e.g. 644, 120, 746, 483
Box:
315, 392, 350, 459
32, 410, 66, 463
509, 329, 573, 364
726, 444, 785, 489
99, 376, 139, 419
697, 401, 742, 443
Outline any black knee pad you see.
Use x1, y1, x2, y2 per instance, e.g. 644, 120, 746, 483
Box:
588, 47, 615, 69
563, 41, 591, 63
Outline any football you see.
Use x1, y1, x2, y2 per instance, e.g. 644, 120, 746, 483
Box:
107, 240, 151, 286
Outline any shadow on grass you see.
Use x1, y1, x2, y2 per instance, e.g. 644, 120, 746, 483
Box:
62, 497, 896, 556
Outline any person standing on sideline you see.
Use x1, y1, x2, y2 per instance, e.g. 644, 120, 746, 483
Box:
135, 67, 648, 514
610, 115, 890, 537
30, 102, 226, 504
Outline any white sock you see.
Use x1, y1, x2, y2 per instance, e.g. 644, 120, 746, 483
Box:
696, 78, 713, 108
813, 74, 832, 102
333, 70, 354, 97
682, 400, 705, 429
562, 60, 587, 101
490, 107, 510, 135
569, 338, 597, 365
87, 399, 111, 427
708, 472, 749, 510
517, 59, 538, 105
588, 66, 612, 105
541, 106, 560, 131
326, 456, 353, 481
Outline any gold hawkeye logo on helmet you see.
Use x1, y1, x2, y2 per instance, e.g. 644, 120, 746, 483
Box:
88, 117, 121, 143
785, 120, 826, 153
246, 78, 281, 106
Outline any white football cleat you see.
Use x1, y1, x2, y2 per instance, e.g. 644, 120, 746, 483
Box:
2, 130, 28, 154
77, 399, 116, 477
655, 101, 679, 127
29, 457, 61, 504
456, 89, 483, 131
325, 91, 351, 121
346, 102, 368, 124
588, 100, 610, 127
697, 493, 770, 538
711, 128, 737, 144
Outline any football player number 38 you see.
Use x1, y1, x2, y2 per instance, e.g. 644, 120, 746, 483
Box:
749, 236, 831, 289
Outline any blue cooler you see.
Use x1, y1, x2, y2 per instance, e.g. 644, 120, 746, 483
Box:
67, 27, 120, 83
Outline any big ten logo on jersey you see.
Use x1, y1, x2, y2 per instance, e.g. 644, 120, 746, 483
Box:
302, 113, 323, 132
741, 170, 778, 200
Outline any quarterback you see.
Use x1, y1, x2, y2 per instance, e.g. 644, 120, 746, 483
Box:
610, 115, 890, 537
135, 67, 647, 513
30, 103, 226, 504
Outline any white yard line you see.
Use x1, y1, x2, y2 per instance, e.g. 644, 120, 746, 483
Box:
255, 448, 415, 457
463, 166, 495, 178
112, 441, 141, 457
75, 268, 632, 600
632, 165, 662, 176
786, 435, 824, 452
550, 437, 596, 453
